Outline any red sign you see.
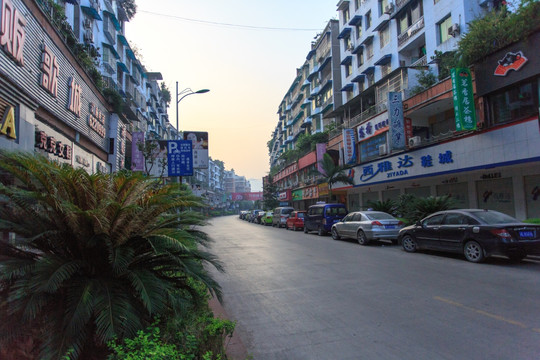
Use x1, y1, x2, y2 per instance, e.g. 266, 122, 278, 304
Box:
494, 51, 527, 76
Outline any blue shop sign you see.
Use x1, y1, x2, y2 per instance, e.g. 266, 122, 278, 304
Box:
168, 140, 193, 176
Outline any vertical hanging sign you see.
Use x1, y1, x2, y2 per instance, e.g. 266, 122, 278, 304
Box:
342, 128, 356, 165
168, 140, 193, 176
451, 68, 477, 131
388, 92, 405, 150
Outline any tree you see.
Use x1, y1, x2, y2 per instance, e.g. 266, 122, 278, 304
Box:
317, 153, 354, 198
263, 174, 279, 210
135, 138, 167, 180
160, 83, 171, 106
118, 0, 137, 21
0, 151, 223, 359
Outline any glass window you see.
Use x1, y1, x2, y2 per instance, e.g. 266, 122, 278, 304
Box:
471, 210, 517, 224
345, 63, 352, 77
356, 23, 362, 39
353, 213, 363, 221
423, 214, 445, 226
442, 213, 466, 225
357, 51, 364, 66
365, 41, 373, 58
438, 15, 453, 44
379, 0, 389, 16
343, 7, 350, 24
365, 10, 372, 29
488, 81, 538, 125
381, 63, 391, 77
380, 24, 390, 48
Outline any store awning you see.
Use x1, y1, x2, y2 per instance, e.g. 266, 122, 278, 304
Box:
81, 6, 102, 21
341, 83, 354, 91
103, 10, 121, 31
340, 56, 352, 65
351, 74, 365, 82
117, 61, 129, 73
374, 54, 392, 66
126, 48, 137, 61
359, 35, 374, 46
117, 34, 129, 46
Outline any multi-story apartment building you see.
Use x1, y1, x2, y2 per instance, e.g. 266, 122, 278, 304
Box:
224, 170, 251, 194
269, 20, 342, 169
267, 0, 540, 219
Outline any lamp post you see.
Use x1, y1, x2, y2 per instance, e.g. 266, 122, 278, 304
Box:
175, 81, 210, 139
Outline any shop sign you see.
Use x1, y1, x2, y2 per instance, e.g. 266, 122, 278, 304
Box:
131, 132, 145, 171
292, 189, 303, 201
494, 51, 527, 76
342, 128, 356, 165
40, 45, 59, 97
35, 130, 72, 160
481, 172, 501, 180
0, 0, 26, 66
88, 103, 106, 138
303, 185, 318, 199
278, 190, 291, 201
451, 68, 476, 131
0, 104, 17, 140
318, 183, 329, 196
388, 92, 405, 150
67, 77, 82, 117
359, 150, 454, 183
75, 154, 90, 168
442, 177, 458, 184
316, 143, 326, 175
404, 117, 413, 140
357, 118, 389, 142
184, 131, 209, 169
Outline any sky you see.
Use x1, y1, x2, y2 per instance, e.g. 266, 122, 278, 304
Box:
125, 1, 339, 191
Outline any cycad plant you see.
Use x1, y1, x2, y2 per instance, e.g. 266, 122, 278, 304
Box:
0, 151, 222, 360
366, 199, 397, 216
318, 153, 354, 198
411, 195, 457, 223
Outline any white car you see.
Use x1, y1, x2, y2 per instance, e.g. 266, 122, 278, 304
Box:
331, 211, 404, 245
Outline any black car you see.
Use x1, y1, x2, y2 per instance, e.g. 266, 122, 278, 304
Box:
398, 209, 540, 263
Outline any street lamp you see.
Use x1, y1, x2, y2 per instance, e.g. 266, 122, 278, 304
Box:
175, 81, 210, 139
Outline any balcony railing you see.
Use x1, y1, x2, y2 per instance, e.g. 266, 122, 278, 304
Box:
398, 16, 424, 47
410, 55, 427, 68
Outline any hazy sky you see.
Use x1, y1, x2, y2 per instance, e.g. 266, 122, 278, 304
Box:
126, 1, 338, 190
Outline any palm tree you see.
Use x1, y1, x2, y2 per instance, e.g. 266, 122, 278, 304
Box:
0, 151, 222, 359
317, 153, 354, 198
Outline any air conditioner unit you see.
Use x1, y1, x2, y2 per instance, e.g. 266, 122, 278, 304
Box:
378, 144, 387, 156
448, 23, 460, 37
408, 136, 421, 147
83, 18, 92, 29
384, 3, 394, 15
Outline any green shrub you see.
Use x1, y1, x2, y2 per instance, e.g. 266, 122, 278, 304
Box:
367, 199, 397, 216
523, 218, 540, 224
410, 195, 456, 223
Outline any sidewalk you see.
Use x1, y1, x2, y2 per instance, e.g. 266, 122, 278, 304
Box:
208, 296, 249, 360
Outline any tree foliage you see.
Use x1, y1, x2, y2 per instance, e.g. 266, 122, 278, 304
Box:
457, 0, 540, 65
317, 153, 354, 196
118, 0, 137, 21
0, 151, 222, 359
263, 174, 279, 210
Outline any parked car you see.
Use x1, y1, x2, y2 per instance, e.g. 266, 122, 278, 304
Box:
331, 211, 404, 245
304, 203, 348, 236
239, 210, 249, 220
273, 206, 295, 228
255, 211, 266, 224
261, 211, 273, 225
398, 209, 540, 263
248, 209, 264, 223
286, 211, 306, 231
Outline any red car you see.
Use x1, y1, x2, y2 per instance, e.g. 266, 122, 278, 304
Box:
286, 211, 306, 231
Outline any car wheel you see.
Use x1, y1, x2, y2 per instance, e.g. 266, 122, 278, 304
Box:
463, 240, 485, 263
331, 228, 340, 240
357, 230, 369, 246
401, 235, 417, 253
318, 226, 325, 236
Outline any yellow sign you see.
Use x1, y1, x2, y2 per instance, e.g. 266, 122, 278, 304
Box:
0, 105, 17, 139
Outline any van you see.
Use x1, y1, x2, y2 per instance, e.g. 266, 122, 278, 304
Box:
272, 206, 295, 228
304, 203, 348, 236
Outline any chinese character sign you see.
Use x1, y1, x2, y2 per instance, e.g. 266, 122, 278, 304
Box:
451, 68, 477, 131
168, 140, 193, 176
316, 143, 327, 175
342, 129, 356, 165
388, 92, 405, 150
0, 0, 26, 66
40, 45, 59, 97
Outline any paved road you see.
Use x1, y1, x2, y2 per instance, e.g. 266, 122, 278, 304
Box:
205, 215, 540, 360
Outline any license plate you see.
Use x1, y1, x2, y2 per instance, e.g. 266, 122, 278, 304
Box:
519, 230, 535, 239
385, 225, 396, 229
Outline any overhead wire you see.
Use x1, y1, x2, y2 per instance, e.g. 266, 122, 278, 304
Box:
138, 9, 324, 32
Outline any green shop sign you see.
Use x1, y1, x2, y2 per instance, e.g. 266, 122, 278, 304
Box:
451, 68, 477, 131
292, 189, 303, 201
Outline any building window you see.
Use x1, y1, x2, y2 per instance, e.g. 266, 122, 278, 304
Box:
438, 15, 453, 44
345, 63, 353, 77
378, 0, 389, 16
354, 0, 360, 10
343, 7, 350, 24
365, 41, 374, 59
365, 10, 371, 29
397, 0, 424, 35
344, 36, 353, 51
380, 24, 390, 48
357, 51, 364, 67
367, 73, 375, 87
487, 80, 538, 125
356, 23, 362, 39
381, 63, 391, 77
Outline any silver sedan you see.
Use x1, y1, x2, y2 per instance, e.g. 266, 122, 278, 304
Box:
331, 211, 404, 245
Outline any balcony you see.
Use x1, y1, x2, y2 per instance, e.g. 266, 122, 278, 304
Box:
410, 55, 427, 68
398, 16, 424, 47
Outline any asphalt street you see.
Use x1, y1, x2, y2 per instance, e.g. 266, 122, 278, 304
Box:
205, 215, 540, 360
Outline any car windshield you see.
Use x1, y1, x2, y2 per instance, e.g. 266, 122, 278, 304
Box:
470, 210, 518, 224
327, 207, 347, 215
297, 213, 305, 218
366, 212, 395, 220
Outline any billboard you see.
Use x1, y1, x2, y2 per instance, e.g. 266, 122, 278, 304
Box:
184, 131, 208, 169
388, 92, 405, 150
342, 129, 357, 165
131, 132, 145, 171
231, 192, 264, 201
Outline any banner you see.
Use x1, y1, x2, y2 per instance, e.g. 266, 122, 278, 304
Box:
231, 192, 263, 201
184, 131, 209, 169
451, 68, 477, 131
167, 140, 193, 176
131, 132, 145, 171
388, 92, 405, 150
342, 129, 357, 165
316, 143, 327, 175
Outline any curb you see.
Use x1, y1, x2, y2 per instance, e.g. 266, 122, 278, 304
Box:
208, 296, 248, 360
